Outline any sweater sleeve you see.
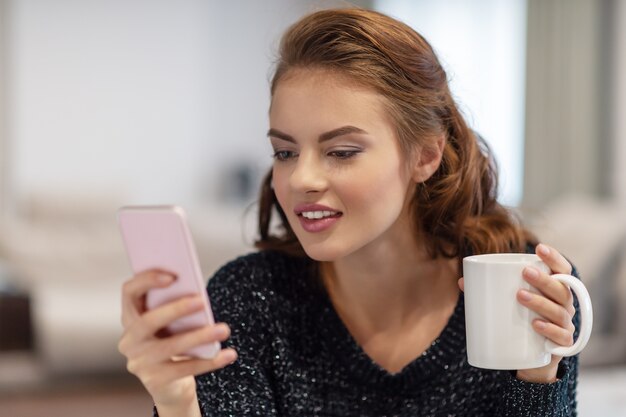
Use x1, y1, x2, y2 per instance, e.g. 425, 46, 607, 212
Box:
154, 253, 280, 417
495, 264, 582, 416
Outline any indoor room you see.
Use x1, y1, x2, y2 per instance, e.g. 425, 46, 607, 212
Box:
1, 0, 625, 415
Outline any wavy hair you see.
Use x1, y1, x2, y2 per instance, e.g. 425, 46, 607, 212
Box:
255, 8, 536, 259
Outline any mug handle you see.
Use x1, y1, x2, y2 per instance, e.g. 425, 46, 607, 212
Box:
544, 274, 593, 356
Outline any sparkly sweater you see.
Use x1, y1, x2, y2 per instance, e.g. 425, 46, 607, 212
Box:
156, 250, 580, 416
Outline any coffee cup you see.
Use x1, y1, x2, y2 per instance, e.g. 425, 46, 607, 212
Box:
462, 253, 593, 370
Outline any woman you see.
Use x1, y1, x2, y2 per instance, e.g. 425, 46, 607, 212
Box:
119, 8, 580, 416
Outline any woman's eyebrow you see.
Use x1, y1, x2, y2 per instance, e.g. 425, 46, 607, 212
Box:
267, 126, 368, 143
267, 128, 296, 143
319, 126, 368, 142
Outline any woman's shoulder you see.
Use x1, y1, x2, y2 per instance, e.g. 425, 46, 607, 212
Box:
206, 250, 318, 327
210, 249, 311, 281
207, 250, 316, 301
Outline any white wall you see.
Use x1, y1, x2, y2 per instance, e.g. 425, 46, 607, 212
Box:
4, 0, 319, 210
8, 0, 207, 207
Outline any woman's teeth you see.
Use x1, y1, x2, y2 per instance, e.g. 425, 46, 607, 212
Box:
301, 211, 338, 219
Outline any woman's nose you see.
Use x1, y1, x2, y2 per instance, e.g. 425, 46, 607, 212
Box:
288, 153, 328, 193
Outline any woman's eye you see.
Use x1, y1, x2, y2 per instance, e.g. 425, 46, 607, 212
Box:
328, 150, 360, 160
272, 150, 296, 161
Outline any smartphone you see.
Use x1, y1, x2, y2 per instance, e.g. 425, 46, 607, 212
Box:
117, 205, 220, 359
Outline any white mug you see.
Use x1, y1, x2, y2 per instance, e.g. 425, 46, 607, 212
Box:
463, 253, 593, 370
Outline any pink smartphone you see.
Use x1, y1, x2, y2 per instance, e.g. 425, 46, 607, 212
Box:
117, 205, 220, 359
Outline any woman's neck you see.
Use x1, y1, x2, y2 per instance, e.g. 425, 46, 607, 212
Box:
321, 237, 459, 335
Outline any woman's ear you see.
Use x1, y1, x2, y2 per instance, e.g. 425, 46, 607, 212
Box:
411, 133, 445, 183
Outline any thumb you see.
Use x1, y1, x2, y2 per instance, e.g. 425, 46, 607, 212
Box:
458, 277, 464, 292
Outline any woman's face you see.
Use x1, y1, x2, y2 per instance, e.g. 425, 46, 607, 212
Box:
269, 70, 417, 262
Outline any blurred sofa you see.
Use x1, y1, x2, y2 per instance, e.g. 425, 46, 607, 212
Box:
524, 194, 626, 366
0, 193, 252, 377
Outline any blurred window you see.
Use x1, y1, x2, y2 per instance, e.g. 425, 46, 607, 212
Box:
374, 0, 527, 206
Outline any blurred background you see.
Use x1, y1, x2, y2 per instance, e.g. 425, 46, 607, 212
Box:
0, 0, 625, 415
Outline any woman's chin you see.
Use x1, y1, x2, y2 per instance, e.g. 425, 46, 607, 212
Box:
300, 242, 346, 262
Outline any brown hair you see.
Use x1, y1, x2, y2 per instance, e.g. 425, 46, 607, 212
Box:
255, 8, 536, 259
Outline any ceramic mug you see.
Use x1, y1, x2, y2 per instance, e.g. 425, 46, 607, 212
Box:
463, 253, 593, 370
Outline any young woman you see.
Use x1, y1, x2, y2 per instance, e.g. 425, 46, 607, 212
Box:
119, 8, 581, 416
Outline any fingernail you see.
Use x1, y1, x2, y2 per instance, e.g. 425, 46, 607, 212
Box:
213, 325, 228, 338
535, 320, 547, 330
223, 349, 237, 363
519, 290, 533, 301
538, 244, 550, 256
524, 267, 539, 280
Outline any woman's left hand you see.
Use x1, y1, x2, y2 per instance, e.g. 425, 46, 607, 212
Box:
514, 243, 576, 383
457, 243, 577, 384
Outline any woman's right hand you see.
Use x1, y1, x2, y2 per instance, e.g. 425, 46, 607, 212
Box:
118, 270, 237, 410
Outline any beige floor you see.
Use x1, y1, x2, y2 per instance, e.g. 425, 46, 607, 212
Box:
0, 376, 153, 417
0, 365, 624, 416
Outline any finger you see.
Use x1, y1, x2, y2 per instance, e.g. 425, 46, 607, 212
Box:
146, 348, 238, 385
121, 270, 176, 326
146, 323, 231, 362
517, 289, 574, 328
130, 295, 206, 342
122, 270, 176, 305
169, 348, 238, 376
119, 302, 219, 361
458, 277, 464, 292
533, 319, 574, 348
536, 243, 572, 275
523, 266, 574, 312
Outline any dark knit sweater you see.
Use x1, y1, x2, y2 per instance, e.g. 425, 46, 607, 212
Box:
156, 250, 580, 416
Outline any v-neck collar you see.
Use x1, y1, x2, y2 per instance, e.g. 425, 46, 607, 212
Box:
316, 287, 467, 389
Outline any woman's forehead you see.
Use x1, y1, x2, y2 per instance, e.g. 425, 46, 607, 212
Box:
270, 78, 388, 128
275, 67, 375, 94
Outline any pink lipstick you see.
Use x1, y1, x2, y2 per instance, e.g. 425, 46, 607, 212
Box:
294, 204, 343, 233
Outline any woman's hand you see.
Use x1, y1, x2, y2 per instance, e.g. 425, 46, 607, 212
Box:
118, 270, 238, 411
457, 243, 577, 383
514, 243, 576, 383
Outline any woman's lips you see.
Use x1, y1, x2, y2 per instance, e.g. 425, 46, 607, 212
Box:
293, 204, 343, 233
297, 212, 342, 233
